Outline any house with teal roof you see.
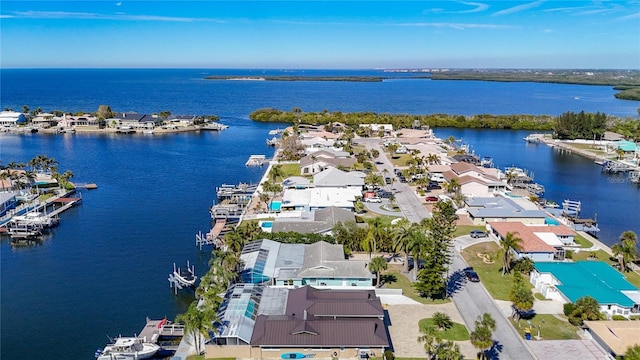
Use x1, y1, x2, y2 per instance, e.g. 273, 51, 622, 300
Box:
530, 261, 640, 318
615, 140, 637, 153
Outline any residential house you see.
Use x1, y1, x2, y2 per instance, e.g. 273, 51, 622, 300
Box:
109, 112, 158, 129
300, 151, 356, 175
530, 261, 640, 318
168, 115, 197, 127
0, 111, 27, 127
208, 286, 388, 359
359, 123, 394, 136
239, 239, 374, 288
466, 196, 547, 225
313, 167, 365, 188
281, 187, 361, 211
487, 221, 577, 261
0, 191, 18, 216
583, 321, 640, 358
271, 206, 355, 235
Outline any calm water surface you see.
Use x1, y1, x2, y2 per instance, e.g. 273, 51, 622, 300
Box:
1, 69, 639, 360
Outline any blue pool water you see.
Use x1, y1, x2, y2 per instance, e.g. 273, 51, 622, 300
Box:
261, 221, 273, 228
545, 217, 561, 225
269, 201, 282, 211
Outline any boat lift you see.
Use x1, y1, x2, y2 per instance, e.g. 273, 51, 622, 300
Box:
168, 261, 196, 295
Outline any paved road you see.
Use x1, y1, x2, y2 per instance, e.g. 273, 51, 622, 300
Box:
356, 137, 536, 359
449, 249, 537, 360
354, 138, 431, 222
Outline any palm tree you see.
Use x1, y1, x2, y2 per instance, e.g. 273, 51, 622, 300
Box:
612, 230, 638, 272
364, 217, 387, 258
0, 171, 9, 191
432, 311, 453, 331
446, 178, 461, 195
435, 340, 463, 360
417, 325, 441, 360
270, 164, 284, 182
392, 219, 413, 273
624, 345, 640, 360
470, 313, 496, 360
175, 301, 216, 356
368, 256, 387, 287
499, 232, 523, 275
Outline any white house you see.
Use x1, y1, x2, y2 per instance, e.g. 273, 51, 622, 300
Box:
313, 167, 364, 188
530, 261, 640, 319
0, 111, 27, 127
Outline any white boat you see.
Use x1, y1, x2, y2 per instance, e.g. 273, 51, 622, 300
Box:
142, 129, 154, 135
266, 137, 279, 146
6, 222, 43, 239
12, 212, 58, 228
172, 261, 197, 287
95, 336, 160, 360
480, 157, 493, 168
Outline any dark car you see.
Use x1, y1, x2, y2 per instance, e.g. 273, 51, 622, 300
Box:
427, 182, 442, 190
376, 190, 393, 198
425, 196, 439, 202
465, 269, 480, 282
470, 230, 488, 238
399, 176, 407, 183
385, 176, 392, 184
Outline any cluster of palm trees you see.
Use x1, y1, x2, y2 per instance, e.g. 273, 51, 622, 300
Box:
335, 201, 457, 299
418, 311, 464, 360
469, 313, 497, 360
175, 222, 264, 354
1, 155, 74, 192
612, 230, 638, 272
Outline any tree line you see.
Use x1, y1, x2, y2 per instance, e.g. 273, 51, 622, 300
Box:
250, 108, 640, 140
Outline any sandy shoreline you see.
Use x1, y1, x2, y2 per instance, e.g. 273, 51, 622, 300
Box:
35, 125, 210, 135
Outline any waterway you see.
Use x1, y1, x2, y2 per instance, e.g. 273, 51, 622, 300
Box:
0, 69, 639, 360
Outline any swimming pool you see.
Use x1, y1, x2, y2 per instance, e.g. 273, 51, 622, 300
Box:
270, 201, 282, 211
545, 217, 560, 225
261, 221, 273, 228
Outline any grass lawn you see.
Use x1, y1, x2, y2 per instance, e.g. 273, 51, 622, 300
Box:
270, 163, 301, 182
511, 314, 580, 340
573, 234, 593, 248
382, 270, 450, 304
418, 318, 470, 341
624, 271, 640, 289
460, 243, 532, 301
388, 153, 413, 167
572, 249, 615, 263
453, 225, 487, 239
534, 292, 547, 301
570, 143, 607, 155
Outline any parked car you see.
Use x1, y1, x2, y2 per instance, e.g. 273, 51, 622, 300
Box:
399, 176, 407, 183
376, 190, 393, 198
464, 268, 480, 282
470, 230, 488, 238
385, 177, 392, 184
365, 197, 382, 203
425, 196, 439, 202
427, 182, 442, 190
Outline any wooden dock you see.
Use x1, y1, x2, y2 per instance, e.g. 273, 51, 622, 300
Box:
245, 155, 266, 166
138, 318, 185, 344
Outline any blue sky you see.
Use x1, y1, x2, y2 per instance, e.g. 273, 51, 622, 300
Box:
1, 1, 639, 69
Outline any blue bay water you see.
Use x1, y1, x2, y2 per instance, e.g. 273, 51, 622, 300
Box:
1, 69, 639, 360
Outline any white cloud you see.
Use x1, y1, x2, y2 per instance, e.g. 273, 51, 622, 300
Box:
0, 14, 15, 18
116, 2, 122, 6
492, 1, 545, 16
615, 11, 640, 21
455, 1, 490, 13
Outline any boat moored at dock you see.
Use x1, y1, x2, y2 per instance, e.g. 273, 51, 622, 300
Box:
95, 336, 160, 360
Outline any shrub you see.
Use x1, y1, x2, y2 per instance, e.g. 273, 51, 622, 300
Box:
513, 258, 535, 275
564, 303, 577, 316
630, 315, 640, 321
612, 315, 628, 321
383, 350, 394, 360
565, 250, 574, 259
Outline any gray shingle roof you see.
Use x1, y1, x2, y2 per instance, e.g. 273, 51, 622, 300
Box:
313, 167, 364, 187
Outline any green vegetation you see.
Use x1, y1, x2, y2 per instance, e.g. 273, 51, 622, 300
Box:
382, 270, 449, 304
453, 225, 486, 238
534, 292, 547, 301
510, 272, 534, 321
553, 111, 607, 140
270, 163, 301, 181
461, 242, 533, 300
573, 234, 594, 248
430, 69, 640, 95
205, 75, 384, 82
563, 296, 604, 326
418, 318, 470, 341
250, 108, 556, 131
470, 313, 496, 360
511, 314, 580, 340
614, 86, 640, 101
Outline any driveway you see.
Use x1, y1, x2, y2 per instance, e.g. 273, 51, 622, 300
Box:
363, 199, 404, 217
385, 303, 477, 360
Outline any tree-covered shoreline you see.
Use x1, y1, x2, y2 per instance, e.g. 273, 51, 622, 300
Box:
249, 108, 640, 140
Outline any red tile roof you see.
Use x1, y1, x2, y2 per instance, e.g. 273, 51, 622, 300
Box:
489, 222, 558, 253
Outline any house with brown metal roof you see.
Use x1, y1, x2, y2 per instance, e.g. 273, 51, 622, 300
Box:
250, 286, 389, 359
